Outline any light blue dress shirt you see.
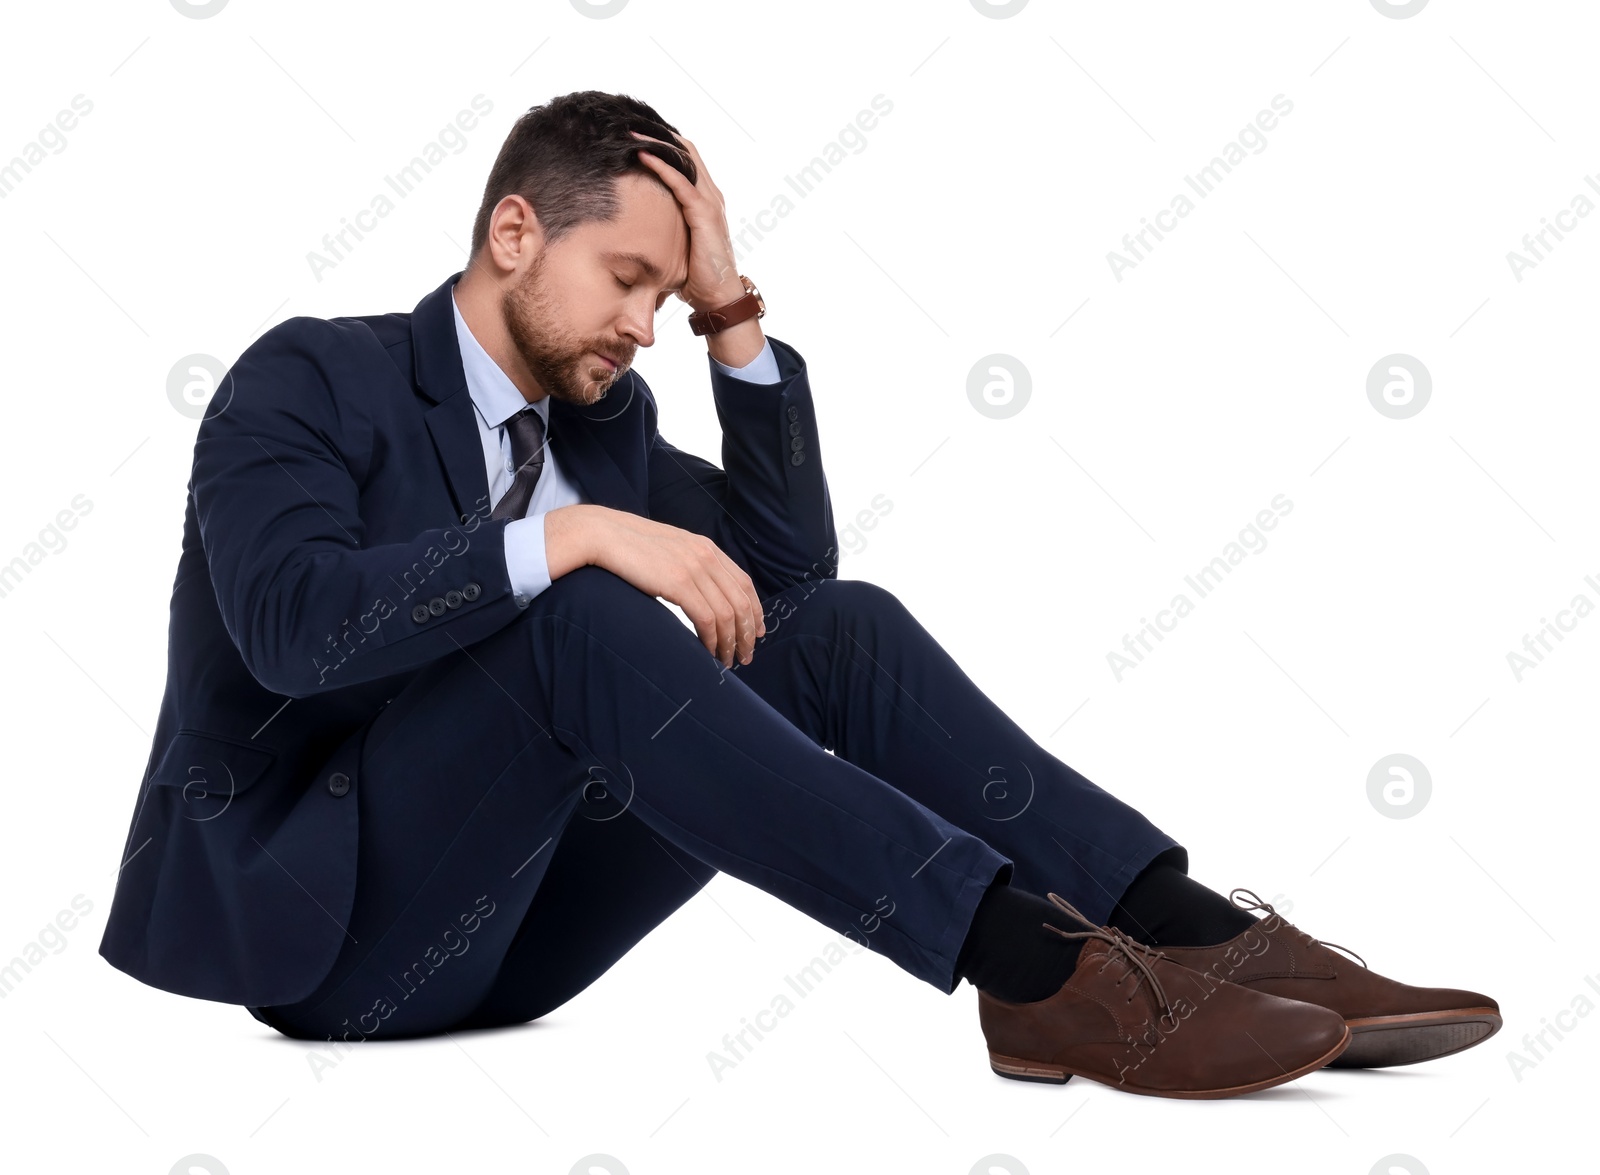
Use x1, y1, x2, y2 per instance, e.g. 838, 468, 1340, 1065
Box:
450, 288, 780, 607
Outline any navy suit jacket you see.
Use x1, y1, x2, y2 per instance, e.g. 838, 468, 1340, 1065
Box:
99, 270, 838, 1007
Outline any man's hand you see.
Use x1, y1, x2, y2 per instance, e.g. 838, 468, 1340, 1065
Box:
546, 504, 766, 668
628, 129, 744, 311
630, 127, 767, 370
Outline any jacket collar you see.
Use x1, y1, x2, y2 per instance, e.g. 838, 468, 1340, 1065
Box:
411, 270, 644, 524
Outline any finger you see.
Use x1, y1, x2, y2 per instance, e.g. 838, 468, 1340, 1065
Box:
678, 542, 741, 666
629, 132, 687, 170
703, 565, 753, 666
681, 584, 721, 663
630, 130, 719, 203
673, 138, 722, 201
668, 557, 726, 664
693, 566, 742, 667
629, 128, 678, 148
704, 549, 764, 663
629, 129, 690, 169
633, 128, 695, 162
707, 550, 762, 665
681, 585, 724, 664
722, 553, 766, 648
631, 143, 697, 206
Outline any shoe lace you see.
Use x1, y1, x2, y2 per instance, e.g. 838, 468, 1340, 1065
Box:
1229, 887, 1368, 969
1041, 893, 1175, 1019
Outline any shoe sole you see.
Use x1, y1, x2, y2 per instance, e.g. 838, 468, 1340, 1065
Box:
1328, 1008, 1502, 1068
987, 1023, 1351, 1099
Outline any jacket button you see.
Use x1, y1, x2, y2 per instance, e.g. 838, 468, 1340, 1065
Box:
444, 589, 463, 609
790, 451, 806, 466
411, 604, 430, 624
786, 405, 799, 421
328, 772, 350, 797
788, 421, 802, 436
428, 596, 447, 616
790, 436, 805, 451
462, 582, 481, 602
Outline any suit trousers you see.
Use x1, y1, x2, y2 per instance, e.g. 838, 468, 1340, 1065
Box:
246, 567, 1182, 1042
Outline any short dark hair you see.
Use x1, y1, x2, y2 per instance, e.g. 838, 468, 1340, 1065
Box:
469, 90, 697, 259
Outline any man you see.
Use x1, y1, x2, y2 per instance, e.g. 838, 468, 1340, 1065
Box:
99, 90, 1499, 1098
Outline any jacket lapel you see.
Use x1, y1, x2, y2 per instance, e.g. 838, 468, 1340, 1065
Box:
422, 391, 489, 525
413, 272, 490, 524
548, 394, 645, 515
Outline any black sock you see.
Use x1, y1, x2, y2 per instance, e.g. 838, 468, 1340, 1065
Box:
1107, 851, 1256, 948
954, 878, 1089, 1003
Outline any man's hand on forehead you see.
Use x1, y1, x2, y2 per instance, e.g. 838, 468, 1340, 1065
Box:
628, 129, 745, 314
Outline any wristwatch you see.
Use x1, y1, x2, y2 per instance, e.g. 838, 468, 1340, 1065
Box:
687, 274, 766, 336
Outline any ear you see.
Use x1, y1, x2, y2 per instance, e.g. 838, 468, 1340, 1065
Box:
485, 194, 544, 274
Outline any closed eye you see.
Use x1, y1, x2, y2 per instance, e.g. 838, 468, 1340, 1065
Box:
617, 275, 673, 311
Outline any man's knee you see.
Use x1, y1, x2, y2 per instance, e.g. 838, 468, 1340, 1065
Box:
520, 565, 722, 671
530, 565, 673, 628
829, 577, 905, 615
772, 576, 908, 628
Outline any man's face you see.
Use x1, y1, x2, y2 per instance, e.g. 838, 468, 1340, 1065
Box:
501, 172, 691, 406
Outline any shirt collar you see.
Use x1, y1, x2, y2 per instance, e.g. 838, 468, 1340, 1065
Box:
450, 284, 548, 431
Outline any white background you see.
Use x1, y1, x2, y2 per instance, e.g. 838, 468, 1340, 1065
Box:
0, 1, 1592, 1172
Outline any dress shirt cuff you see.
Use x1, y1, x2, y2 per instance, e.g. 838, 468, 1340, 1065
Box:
504, 511, 554, 608
710, 337, 780, 384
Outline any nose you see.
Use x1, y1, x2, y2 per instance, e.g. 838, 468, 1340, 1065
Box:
619, 311, 654, 352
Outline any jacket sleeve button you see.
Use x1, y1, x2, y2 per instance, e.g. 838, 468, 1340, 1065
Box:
427, 596, 447, 616
462, 582, 481, 602
444, 589, 464, 609
790, 451, 806, 466
412, 604, 431, 624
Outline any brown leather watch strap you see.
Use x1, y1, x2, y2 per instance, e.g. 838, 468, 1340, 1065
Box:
688, 274, 766, 336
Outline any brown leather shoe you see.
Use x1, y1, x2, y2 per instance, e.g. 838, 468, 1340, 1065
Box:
976, 893, 1350, 1098
1156, 889, 1502, 1068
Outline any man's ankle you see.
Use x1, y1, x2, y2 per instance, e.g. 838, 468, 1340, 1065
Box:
1107, 853, 1255, 948
955, 879, 1088, 1003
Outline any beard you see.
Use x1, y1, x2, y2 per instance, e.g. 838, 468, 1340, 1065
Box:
500, 252, 629, 407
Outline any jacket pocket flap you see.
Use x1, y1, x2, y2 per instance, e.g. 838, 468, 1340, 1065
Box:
149, 729, 277, 798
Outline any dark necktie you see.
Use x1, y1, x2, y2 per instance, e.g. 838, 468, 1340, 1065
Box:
489, 405, 547, 522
